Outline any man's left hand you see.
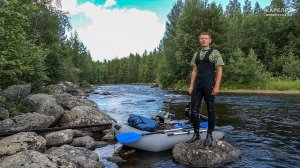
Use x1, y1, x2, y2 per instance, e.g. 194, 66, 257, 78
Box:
212, 87, 219, 96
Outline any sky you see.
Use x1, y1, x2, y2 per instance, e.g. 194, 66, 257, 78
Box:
60, 0, 270, 61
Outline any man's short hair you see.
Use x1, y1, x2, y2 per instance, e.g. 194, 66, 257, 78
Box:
199, 32, 211, 38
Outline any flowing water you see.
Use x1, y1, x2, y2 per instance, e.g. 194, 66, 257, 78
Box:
89, 85, 300, 168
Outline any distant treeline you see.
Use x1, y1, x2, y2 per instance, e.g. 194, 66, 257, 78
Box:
0, 0, 299, 91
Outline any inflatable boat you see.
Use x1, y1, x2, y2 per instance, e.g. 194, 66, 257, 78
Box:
111, 123, 225, 152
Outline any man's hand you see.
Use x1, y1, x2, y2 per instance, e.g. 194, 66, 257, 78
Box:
211, 86, 219, 96
188, 86, 193, 94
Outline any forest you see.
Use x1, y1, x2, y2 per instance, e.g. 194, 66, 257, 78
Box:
1, 0, 299, 91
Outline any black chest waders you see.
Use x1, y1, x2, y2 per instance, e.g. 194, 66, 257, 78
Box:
190, 48, 216, 140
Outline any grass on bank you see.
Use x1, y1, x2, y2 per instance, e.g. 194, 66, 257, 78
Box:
172, 80, 300, 91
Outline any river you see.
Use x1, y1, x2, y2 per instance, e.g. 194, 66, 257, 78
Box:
88, 85, 300, 168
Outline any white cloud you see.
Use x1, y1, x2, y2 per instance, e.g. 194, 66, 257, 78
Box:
103, 0, 117, 8
60, 0, 165, 61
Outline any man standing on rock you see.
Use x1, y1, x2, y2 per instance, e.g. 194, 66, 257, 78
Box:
188, 32, 224, 147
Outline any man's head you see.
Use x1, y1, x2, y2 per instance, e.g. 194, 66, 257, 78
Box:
199, 32, 212, 48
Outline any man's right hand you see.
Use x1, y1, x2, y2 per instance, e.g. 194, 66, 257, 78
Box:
188, 86, 193, 94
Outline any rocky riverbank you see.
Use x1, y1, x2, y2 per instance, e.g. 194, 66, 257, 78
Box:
0, 82, 115, 168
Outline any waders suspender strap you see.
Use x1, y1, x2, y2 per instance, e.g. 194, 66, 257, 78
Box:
195, 48, 214, 65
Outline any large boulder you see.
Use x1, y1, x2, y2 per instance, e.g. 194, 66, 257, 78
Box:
59, 106, 114, 131
25, 93, 64, 120
44, 129, 74, 147
25, 93, 56, 111
46, 145, 104, 168
56, 93, 97, 110
0, 150, 78, 168
173, 140, 242, 167
0, 112, 56, 133
0, 132, 46, 157
1, 85, 31, 101
49, 82, 84, 96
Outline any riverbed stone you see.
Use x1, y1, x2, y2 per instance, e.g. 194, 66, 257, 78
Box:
0, 112, 56, 133
44, 129, 74, 147
0, 150, 78, 168
59, 105, 114, 131
46, 144, 104, 168
0, 132, 46, 157
56, 93, 97, 110
173, 140, 242, 167
1, 85, 31, 101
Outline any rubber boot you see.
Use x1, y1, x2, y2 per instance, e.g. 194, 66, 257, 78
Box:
203, 130, 213, 147
188, 113, 200, 143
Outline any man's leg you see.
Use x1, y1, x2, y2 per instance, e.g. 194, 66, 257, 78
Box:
203, 86, 215, 147
190, 85, 203, 141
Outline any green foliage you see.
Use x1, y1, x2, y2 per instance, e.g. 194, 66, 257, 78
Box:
224, 48, 271, 85
5, 100, 28, 116
1, 0, 299, 91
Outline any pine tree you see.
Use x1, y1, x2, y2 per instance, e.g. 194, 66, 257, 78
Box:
243, 0, 252, 15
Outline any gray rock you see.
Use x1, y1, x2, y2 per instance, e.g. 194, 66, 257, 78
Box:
102, 129, 111, 135
0, 107, 9, 120
25, 93, 56, 112
0, 150, 78, 168
45, 129, 74, 147
173, 140, 242, 167
73, 129, 93, 137
49, 82, 84, 96
0, 112, 56, 132
25, 94, 64, 120
102, 91, 112, 95
0, 132, 46, 157
59, 106, 113, 131
1, 85, 31, 101
37, 99, 65, 119
46, 144, 104, 168
71, 136, 108, 150
56, 93, 97, 110
102, 132, 115, 141
92, 141, 109, 149
70, 136, 94, 147
107, 155, 127, 163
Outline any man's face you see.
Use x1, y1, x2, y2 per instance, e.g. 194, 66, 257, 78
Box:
199, 35, 211, 47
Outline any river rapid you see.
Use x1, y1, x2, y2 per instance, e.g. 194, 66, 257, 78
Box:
88, 85, 300, 168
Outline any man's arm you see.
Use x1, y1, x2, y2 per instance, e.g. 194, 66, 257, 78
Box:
189, 67, 197, 94
212, 66, 223, 95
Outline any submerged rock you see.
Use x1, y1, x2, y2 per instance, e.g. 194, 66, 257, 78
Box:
46, 144, 103, 168
0, 132, 46, 157
173, 140, 242, 167
102, 91, 112, 95
0, 150, 78, 168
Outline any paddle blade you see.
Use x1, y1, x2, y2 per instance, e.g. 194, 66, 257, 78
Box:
116, 132, 142, 144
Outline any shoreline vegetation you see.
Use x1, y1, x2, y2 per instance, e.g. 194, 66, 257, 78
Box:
127, 81, 300, 95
